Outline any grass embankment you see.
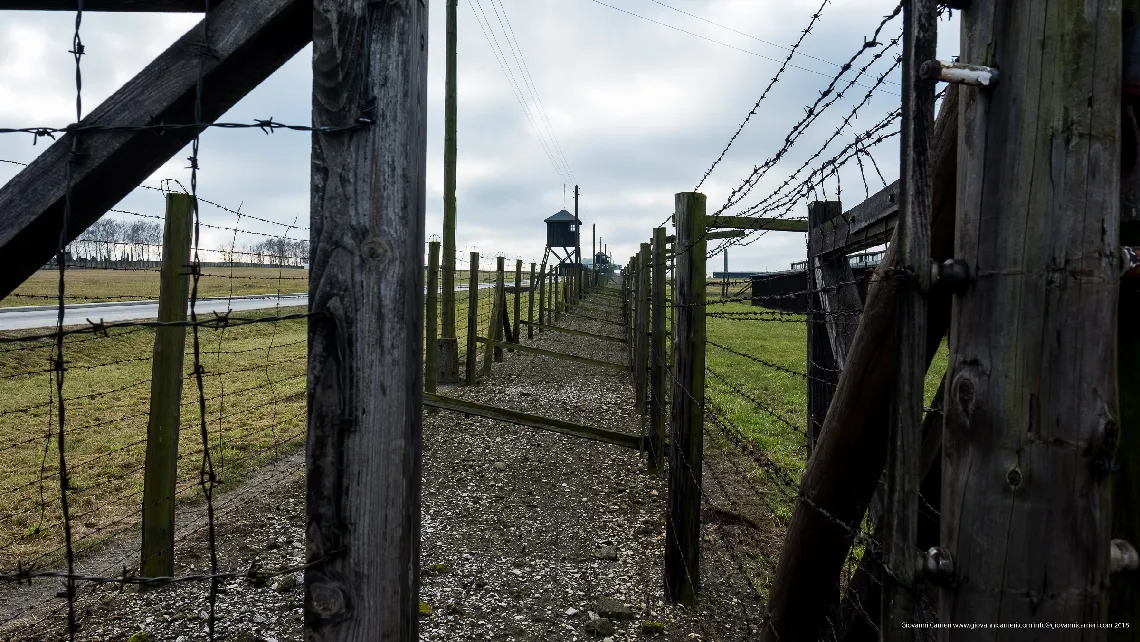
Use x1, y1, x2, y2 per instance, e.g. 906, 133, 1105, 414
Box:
2, 267, 308, 307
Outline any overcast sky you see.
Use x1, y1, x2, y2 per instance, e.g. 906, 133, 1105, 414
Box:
0, 1, 960, 274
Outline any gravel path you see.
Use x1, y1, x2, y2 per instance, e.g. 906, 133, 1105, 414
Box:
2, 287, 773, 641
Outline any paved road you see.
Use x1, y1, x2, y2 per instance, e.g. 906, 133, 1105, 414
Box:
0, 283, 505, 331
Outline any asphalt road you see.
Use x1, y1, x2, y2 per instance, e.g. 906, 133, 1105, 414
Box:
0, 283, 503, 331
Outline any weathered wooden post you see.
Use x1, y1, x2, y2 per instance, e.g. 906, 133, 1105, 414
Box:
665, 192, 706, 606
649, 227, 667, 471
306, 0, 428, 636
554, 271, 561, 322
439, 0, 460, 383
805, 201, 841, 455
425, 240, 440, 394
527, 261, 536, 339
635, 242, 651, 414
486, 256, 506, 367
511, 259, 522, 346
538, 265, 546, 329
882, 0, 935, 633
939, 0, 1121, 628
466, 251, 479, 385
140, 192, 193, 580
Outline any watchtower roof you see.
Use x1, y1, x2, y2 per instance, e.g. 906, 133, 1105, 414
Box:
544, 209, 577, 223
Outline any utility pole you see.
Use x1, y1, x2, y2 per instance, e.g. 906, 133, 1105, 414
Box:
439, 0, 460, 382
592, 223, 596, 285
574, 185, 581, 298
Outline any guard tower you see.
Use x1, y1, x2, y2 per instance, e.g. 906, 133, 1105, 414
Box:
542, 209, 581, 276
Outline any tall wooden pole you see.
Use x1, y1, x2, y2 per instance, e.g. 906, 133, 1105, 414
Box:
512, 259, 522, 345
574, 185, 582, 300
441, 0, 458, 342
882, 0, 935, 634
527, 262, 536, 339
664, 192, 706, 606
942, 0, 1120, 626
140, 192, 193, 580
635, 242, 650, 415
306, 0, 428, 637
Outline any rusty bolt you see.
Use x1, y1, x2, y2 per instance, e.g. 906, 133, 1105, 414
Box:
919, 547, 955, 585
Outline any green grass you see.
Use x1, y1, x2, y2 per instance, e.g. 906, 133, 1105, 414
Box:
0, 306, 307, 568
3, 267, 307, 307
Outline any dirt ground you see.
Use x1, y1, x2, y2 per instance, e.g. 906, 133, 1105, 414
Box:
0, 287, 776, 641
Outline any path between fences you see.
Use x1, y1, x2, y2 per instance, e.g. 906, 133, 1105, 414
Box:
1, 288, 775, 642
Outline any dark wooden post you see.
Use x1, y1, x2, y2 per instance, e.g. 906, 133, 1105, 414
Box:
465, 251, 479, 385
306, 0, 428, 637
140, 192, 193, 579
805, 202, 839, 456
649, 227, 667, 471
512, 259, 522, 345
942, 0, 1120, 625
665, 192, 706, 606
635, 242, 651, 414
484, 256, 506, 371
527, 262, 535, 339
538, 265, 546, 329
425, 240, 440, 394
882, 0, 935, 633
440, 0, 458, 344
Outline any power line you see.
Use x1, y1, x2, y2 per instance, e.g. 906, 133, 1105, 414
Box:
647, 0, 899, 87
468, 0, 572, 185
586, 0, 877, 86
488, 0, 577, 185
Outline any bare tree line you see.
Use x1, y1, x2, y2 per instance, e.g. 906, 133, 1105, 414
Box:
61, 218, 309, 267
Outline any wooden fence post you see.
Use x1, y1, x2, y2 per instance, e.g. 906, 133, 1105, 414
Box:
466, 251, 479, 385
484, 256, 506, 373
665, 192, 706, 606
512, 259, 522, 346
140, 192, 193, 579
806, 201, 841, 455
649, 227, 667, 471
538, 266, 546, 329
942, 0, 1120, 625
306, 0, 428, 636
635, 242, 650, 414
528, 262, 536, 339
425, 240, 440, 394
554, 271, 561, 321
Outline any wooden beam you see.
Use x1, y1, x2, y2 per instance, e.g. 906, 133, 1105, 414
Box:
0, 0, 312, 300
518, 321, 625, 343
703, 229, 748, 241
705, 215, 808, 233
811, 180, 899, 259
475, 337, 627, 372
0, 0, 223, 10
423, 393, 644, 450
808, 201, 861, 371
305, 0, 428, 639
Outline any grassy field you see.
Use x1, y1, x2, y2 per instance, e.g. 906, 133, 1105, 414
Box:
703, 300, 948, 520
2, 267, 308, 307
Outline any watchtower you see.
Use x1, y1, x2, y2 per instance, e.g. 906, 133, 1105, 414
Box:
544, 209, 579, 249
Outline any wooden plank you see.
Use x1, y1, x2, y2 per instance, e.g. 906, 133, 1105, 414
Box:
140, 193, 192, 579
665, 191, 707, 606
882, 0, 936, 634
475, 337, 628, 372
943, 0, 1120, 625
519, 321, 625, 343
0, 0, 312, 300
760, 85, 959, 642
423, 393, 644, 450
0, 0, 223, 10
704, 229, 748, 241
810, 181, 900, 259
705, 215, 808, 232
649, 227, 667, 471
305, 0, 428, 638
